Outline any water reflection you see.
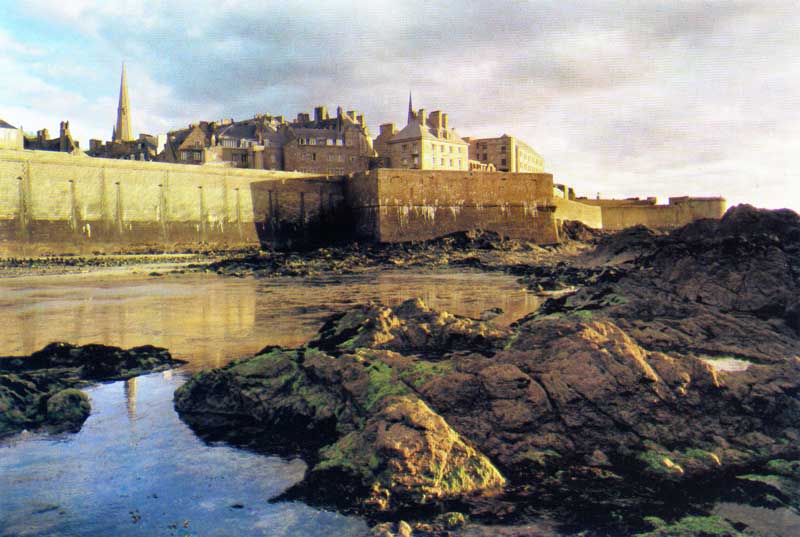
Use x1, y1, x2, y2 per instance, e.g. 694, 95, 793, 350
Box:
125, 378, 137, 421
0, 270, 539, 371
0, 373, 369, 537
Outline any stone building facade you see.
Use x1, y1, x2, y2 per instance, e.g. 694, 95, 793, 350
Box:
374, 98, 468, 171
466, 134, 544, 173
0, 119, 23, 150
23, 121, 80, 154
158, 106, 374, 175
283, 106, 375, 175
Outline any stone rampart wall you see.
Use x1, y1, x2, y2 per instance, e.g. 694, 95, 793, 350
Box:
348, 169, 560, 244
598, 198, 726, 231
0, 149, 337, 255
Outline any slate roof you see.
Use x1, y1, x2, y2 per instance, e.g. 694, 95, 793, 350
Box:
218, 122, 258, 141
390, 118, 467, 145
0, 119, 17, 129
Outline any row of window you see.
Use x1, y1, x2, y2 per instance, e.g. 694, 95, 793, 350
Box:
298, 137, 345, 146
180, 150, 202, 161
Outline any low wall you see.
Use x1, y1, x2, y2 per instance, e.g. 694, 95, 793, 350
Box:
583, 197, 727, 231
348, 169, 560, 244
0, 149, 335, 255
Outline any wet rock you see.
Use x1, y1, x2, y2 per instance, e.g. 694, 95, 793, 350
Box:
371, 520, 413, 537
174, 207, 800, 524
45, 389, 90, 431
309, 298, 509, 357
0, 342, 182, 437
296, 395, 505, 512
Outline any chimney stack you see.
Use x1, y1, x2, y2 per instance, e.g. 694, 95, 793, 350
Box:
314, 106, 328, 123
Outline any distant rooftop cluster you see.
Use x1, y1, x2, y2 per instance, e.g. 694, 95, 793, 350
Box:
0, 65, 546, 176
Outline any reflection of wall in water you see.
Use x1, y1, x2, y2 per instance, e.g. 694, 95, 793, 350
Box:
125, 377, 137, 421
1, 279, 257, 367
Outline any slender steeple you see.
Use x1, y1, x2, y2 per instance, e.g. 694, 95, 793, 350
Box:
114, 63, 132, 142
407, 92, 414, 124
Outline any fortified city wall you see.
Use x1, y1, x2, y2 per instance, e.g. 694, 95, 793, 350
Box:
0, 149, 727, 256
578, 196, 727, 230
347, 169, 563, 244
0, 149, 341, 255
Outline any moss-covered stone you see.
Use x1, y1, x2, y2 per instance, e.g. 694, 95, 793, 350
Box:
1, 342, 179, 438
635, 515, 745, 536
303, 395, 506, 512
45, 389, 90, 429
766, 459, 800, 478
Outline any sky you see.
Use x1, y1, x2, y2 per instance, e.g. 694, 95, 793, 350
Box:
1, 0, 798, 211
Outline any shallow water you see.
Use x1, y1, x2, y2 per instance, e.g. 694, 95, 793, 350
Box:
0, 372, 369, 537
0, 269, 539, 371
0, 268, 538, 536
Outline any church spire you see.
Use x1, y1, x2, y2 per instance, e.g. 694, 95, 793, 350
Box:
407, 92, 414, 124
114, 63, 132, 142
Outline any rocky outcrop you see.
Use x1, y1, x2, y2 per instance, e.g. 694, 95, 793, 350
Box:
175, 340, 507, 513
540, 205, 800, 363
0, 342, 183, 437
175, 206, 800, 529
309, 298, 509, 357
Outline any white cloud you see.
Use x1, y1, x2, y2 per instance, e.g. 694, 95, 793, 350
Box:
3, 0, 799, 211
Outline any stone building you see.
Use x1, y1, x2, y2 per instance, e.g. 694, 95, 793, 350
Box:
283, 106, 374, 175
0, 119, 23, 150
159, 106, 374, 174
23, 121, 80, 153
466, 134, 544, 173
374, 96, 468, 170
212, 116, 286, 170
88, 134, 164, 161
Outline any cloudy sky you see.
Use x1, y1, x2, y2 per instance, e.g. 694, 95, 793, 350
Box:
1, 0, 798, 210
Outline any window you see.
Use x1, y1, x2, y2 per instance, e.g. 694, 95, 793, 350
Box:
440, 158, 444, 166
402, 144, 407, 151
449, 146, 453, 153
501, 158, 507, 167
311, 152, 317, 161
449, 159, 453, 167
500, 146, 506, 152
412, 143, 418, 153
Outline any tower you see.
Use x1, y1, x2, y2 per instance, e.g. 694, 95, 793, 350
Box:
407, 92, 414, 124
113, 63, 133, 142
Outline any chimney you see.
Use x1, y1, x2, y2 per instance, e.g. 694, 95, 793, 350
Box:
417, 108, 426, 125
379, 123, 396, 137
429, 111, 443, 131
357, 114, 365, 128
314, 106, 327, 123
442, 113, 449, 130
